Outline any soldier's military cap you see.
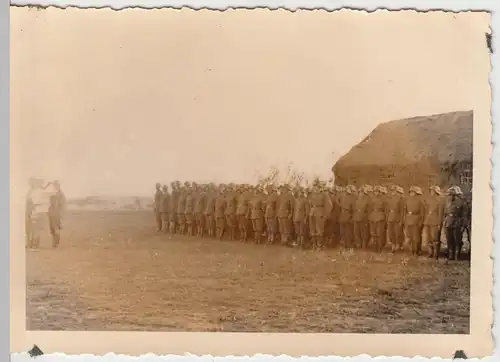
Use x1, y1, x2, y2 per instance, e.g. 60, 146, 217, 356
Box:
447, 185, 463, 195
409, 186, 423, 195
429, 185, 442, 195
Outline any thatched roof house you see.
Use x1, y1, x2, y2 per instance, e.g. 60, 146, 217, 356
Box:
332, 110, 473, 193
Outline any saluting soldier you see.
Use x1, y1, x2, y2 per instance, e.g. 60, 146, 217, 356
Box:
403, 186, 425, 255
249, 186, 265, 244
369, 185, 388, 252
224, 183, 238, 241
353, 185, 371, 249
444, 186, 466, 260
277, 184, 294, 245
168, 182, 180, 234
160, 185, 170, 234
154, 182, 163, 232
204, 184, 217, 238
293, 186, 310, 248
338, 185, 355, 248
386, 185, 405, 252
214, 185, 227, 240
423, 185, 445, 259
194, 185, 207, 238
264, 185, 279, 244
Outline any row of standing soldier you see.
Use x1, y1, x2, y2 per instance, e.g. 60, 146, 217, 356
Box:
153, 180, 471, 261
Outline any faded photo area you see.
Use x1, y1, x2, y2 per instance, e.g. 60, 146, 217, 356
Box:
10, 6, 491, 343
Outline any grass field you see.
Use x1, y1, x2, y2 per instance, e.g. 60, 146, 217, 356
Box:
26, 210, 470, 333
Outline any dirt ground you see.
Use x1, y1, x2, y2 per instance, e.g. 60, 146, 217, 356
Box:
26, 210, 470, 333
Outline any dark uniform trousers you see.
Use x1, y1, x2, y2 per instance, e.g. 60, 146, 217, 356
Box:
387, 221, 403, 251
443, 197, 465, 260
154, 208, 162, 231
154, 190, 163, 231
353, 221, 369, 248
404, 196, 424, 255
339, 221, 353, 248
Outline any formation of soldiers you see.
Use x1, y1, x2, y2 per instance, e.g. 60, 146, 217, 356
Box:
153, 180, 472, 261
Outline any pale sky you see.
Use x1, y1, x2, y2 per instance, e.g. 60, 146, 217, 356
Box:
10, 8, 490, 198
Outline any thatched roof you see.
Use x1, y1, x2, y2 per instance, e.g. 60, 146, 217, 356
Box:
332, 110, 473, 188
333, 110, 473, 171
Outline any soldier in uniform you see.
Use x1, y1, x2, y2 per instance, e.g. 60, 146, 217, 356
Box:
338, 185, 355, 248
353, 185, 371, 249
224, 184, 238, 241
403, 186, 425, 255
277, 184, 294, 245
194, 185, 207, 238
444, 186, 466, 260
386, 185, 405, 252
160, 185, 170, 234
309, 182, 333, 249
236, 185, 251, 242
184, 183, 196, 236
369, 185, 388, 252
423, 185, 445, 259
326, 186, 340, 247
462, 193, 472, 258
25, 178, 37, 248
264, 185, 279, 244
176, 183, 188, 235
204, 183, 217, 238
214, 185, 227, 240
154, 182, 163, 232
249, 186, 265, 244
168, 182, 179, 235
293, 186, 310, 248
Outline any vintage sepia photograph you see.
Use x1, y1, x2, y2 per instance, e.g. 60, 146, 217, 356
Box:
10, 6, 493, 358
